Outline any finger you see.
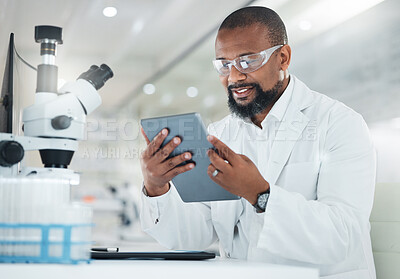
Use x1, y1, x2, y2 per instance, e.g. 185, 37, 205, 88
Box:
154, 136, 181, 163
207, 149, 230, 173
207, 163, 222, 177
207, 164, 223, 182
207, 135, 236, 164
161, 152, 192, 173
144, 128, 168, 158
164, 162, 195, 181
141, 127, 150, 145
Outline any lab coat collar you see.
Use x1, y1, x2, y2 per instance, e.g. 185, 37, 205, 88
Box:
264, 75, 314, 185
266, 75, 294, 123
290, 75, 315, 112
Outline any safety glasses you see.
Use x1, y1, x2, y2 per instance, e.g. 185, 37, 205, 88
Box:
212, 45, 283, 76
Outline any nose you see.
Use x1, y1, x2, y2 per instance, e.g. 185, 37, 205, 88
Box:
228, 65, 247, 83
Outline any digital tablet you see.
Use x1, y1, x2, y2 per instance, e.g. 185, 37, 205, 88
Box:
141, 112, 240, 202
91, 251, 215, 261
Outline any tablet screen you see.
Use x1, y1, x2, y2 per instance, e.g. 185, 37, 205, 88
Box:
141, 113, 240, 202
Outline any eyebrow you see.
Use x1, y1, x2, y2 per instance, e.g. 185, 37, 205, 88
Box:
216, 51, 257, 60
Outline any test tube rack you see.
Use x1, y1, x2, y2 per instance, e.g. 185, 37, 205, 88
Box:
0, 223, 92, 264
0, 177, 93, 264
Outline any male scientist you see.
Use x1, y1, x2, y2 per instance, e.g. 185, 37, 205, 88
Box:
139, 6, 376, 279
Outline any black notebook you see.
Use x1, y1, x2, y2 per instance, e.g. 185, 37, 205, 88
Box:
91, 251, 216, 261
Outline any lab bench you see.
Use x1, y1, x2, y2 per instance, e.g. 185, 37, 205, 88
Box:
1, 257, 319, 279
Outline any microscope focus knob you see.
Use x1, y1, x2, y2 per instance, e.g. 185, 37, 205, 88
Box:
51, 115, 72, 130
0, 141, 25, 167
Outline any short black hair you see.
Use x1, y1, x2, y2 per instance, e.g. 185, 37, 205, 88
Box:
218, 6, 288, 46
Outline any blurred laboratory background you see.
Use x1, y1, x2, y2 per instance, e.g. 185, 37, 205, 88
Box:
0, 0, 399, 276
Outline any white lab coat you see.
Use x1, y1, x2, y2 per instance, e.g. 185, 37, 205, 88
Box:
140, 76, 376, 279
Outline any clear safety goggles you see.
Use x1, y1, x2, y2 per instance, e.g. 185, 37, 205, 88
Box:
212, 45, 283, 76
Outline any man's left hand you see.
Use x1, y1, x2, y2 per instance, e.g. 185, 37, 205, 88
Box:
207, 135, 270, 205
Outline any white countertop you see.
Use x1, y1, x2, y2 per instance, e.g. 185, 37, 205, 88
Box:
1, 257, 319, 279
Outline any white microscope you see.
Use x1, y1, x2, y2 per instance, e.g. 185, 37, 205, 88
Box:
0, 26, 113, 263
0, 25, 113, 181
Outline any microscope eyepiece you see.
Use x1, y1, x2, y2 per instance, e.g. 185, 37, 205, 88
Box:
78, 64, 114, 90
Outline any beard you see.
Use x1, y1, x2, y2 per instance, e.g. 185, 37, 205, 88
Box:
227, 80, 283, 119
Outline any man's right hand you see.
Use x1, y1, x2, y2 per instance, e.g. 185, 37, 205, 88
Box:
140, 127, 195, 197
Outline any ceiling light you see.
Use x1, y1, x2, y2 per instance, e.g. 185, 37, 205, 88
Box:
143, 83, 156, 95
298, 20, 312, 31
186, 87, 198, 98
294, 0, 385, 33
103, 6, 117, 18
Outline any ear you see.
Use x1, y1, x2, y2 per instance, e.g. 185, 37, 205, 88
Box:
280, 45, 291, 71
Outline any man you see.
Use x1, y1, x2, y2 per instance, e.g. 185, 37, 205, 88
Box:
140, 6, 376, 279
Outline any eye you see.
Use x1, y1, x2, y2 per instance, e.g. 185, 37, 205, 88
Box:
240, 57, 258, 65
238, 54, 263, 69
221, 60, 231, 68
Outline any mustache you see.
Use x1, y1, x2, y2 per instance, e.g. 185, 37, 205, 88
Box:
227, 83, 259, 92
